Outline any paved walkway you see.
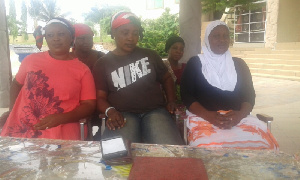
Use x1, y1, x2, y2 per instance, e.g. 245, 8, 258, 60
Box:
251, 76, 300, 155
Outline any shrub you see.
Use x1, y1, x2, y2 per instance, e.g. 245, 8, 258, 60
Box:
139, 8, 179, 57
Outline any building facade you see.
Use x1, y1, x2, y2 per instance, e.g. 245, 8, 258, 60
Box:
202, 0, 300, 49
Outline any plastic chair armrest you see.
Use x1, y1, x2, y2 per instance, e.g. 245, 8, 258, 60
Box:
256, 113, 273, 123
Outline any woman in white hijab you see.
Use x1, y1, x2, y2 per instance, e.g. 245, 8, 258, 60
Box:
180, 20, 278, 150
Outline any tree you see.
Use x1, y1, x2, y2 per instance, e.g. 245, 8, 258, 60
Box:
8, 0, 16, 19
84, 5, 130, 41
139, 8, 179, 57
28, 0, 68, 25
38, 0, 62, 22
201, 0, 262, 13
28, 0, 42, 27
7, 0, 20, 41
20, 0, 28, 41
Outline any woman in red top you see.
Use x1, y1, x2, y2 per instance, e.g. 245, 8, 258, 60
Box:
72, 23, 105, 71
33, 25, 43, 50
164, 36, 185, 85
0, 18, 96, 140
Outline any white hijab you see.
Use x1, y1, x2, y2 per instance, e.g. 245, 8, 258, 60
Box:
198, 20, 237, 91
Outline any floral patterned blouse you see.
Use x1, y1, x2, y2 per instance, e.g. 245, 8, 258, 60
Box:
1, 51, 96, 140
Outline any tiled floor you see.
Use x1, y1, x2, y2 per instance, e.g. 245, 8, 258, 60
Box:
251, 76, 300, 155
1, 76, 300, 155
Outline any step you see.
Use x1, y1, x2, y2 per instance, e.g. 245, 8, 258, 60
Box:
248, 63, 300, 71
229, 43, 300, 81
230, 48, 272, 54
275, 47, 300, 50
251, 73, 300, 81
243, 54, 300, 60
229, 47, 256, 52
231, 50, 300, 56
267, 50, 300, 54
232, 43, 265, 48
232, 53, 300, 59
250, 68, 300, 77
275, 42, 300, 50
243, 58, 300, 65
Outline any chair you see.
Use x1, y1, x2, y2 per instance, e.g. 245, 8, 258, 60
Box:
81, 112, 183, 141
79, 118, 92, 141
181, 113, 274, 145
79, 114, 106, 141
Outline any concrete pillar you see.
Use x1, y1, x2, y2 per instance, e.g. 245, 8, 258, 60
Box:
0, 0, 11, 107
265, 0, 279, 49
179, 0, 202, 63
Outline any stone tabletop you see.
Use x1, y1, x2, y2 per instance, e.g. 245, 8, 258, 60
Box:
0, 137, 299, 179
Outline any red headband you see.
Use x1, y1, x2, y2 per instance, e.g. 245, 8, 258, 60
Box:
111, 12, 138, 29
73, 23, 94, 37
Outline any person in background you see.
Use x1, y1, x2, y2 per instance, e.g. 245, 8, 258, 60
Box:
0, 18, 96, 140
164, 36, 186, 86
163, 36, 186, 134
72, 23, 105, 71
93, 11, 184, 145
72, 23, 106, 140
33, 25, 43, 50
180, 20, 278, 150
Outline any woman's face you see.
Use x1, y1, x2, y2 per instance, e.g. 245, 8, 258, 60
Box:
45, 23, 73, 55
112, 23, 139, 54
168, 42, 184, 62
74, 34, 94, 52
208, 25, 230, 54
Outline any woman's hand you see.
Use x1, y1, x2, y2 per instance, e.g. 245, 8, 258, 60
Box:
166, 101, 176, 114
33, 99, 96, 130
189, 102, 251, 129
218, 103, 253, 129
202, 110, 246, 129
220, 110, 244, 128
161, 72, 177, 114
106, 108, 126, 130
96, 90, 126, 131
202, 110, 232, 129
34, 113, 67, 130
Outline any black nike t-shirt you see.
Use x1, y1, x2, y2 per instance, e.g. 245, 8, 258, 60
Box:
93, 47, 167, 113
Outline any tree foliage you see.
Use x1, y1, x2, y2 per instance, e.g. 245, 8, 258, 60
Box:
28, 0, 42, 27
7, 0, 20, 40
38, 0, 62, 21
84, 5, 130, 41
201, 0, 262, 13
28, 0, 67, 25
139, 8, 179, 57
21, 0, 28, 41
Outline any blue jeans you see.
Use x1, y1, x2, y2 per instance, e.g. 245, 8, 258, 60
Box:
102, 108, 184, 145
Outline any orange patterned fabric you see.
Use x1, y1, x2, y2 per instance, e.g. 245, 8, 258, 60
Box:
186, 112, 279, 151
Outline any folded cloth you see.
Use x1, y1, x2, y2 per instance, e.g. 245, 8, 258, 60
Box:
186, 111, 279, 151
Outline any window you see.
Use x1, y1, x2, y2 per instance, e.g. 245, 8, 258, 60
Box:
147, 0, 164, 9
234, 1, 267, 43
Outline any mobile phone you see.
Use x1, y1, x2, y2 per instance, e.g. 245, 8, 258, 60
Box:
100, 136, 128, 160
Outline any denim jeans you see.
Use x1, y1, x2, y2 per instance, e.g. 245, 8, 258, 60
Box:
101, 108, 184, 145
